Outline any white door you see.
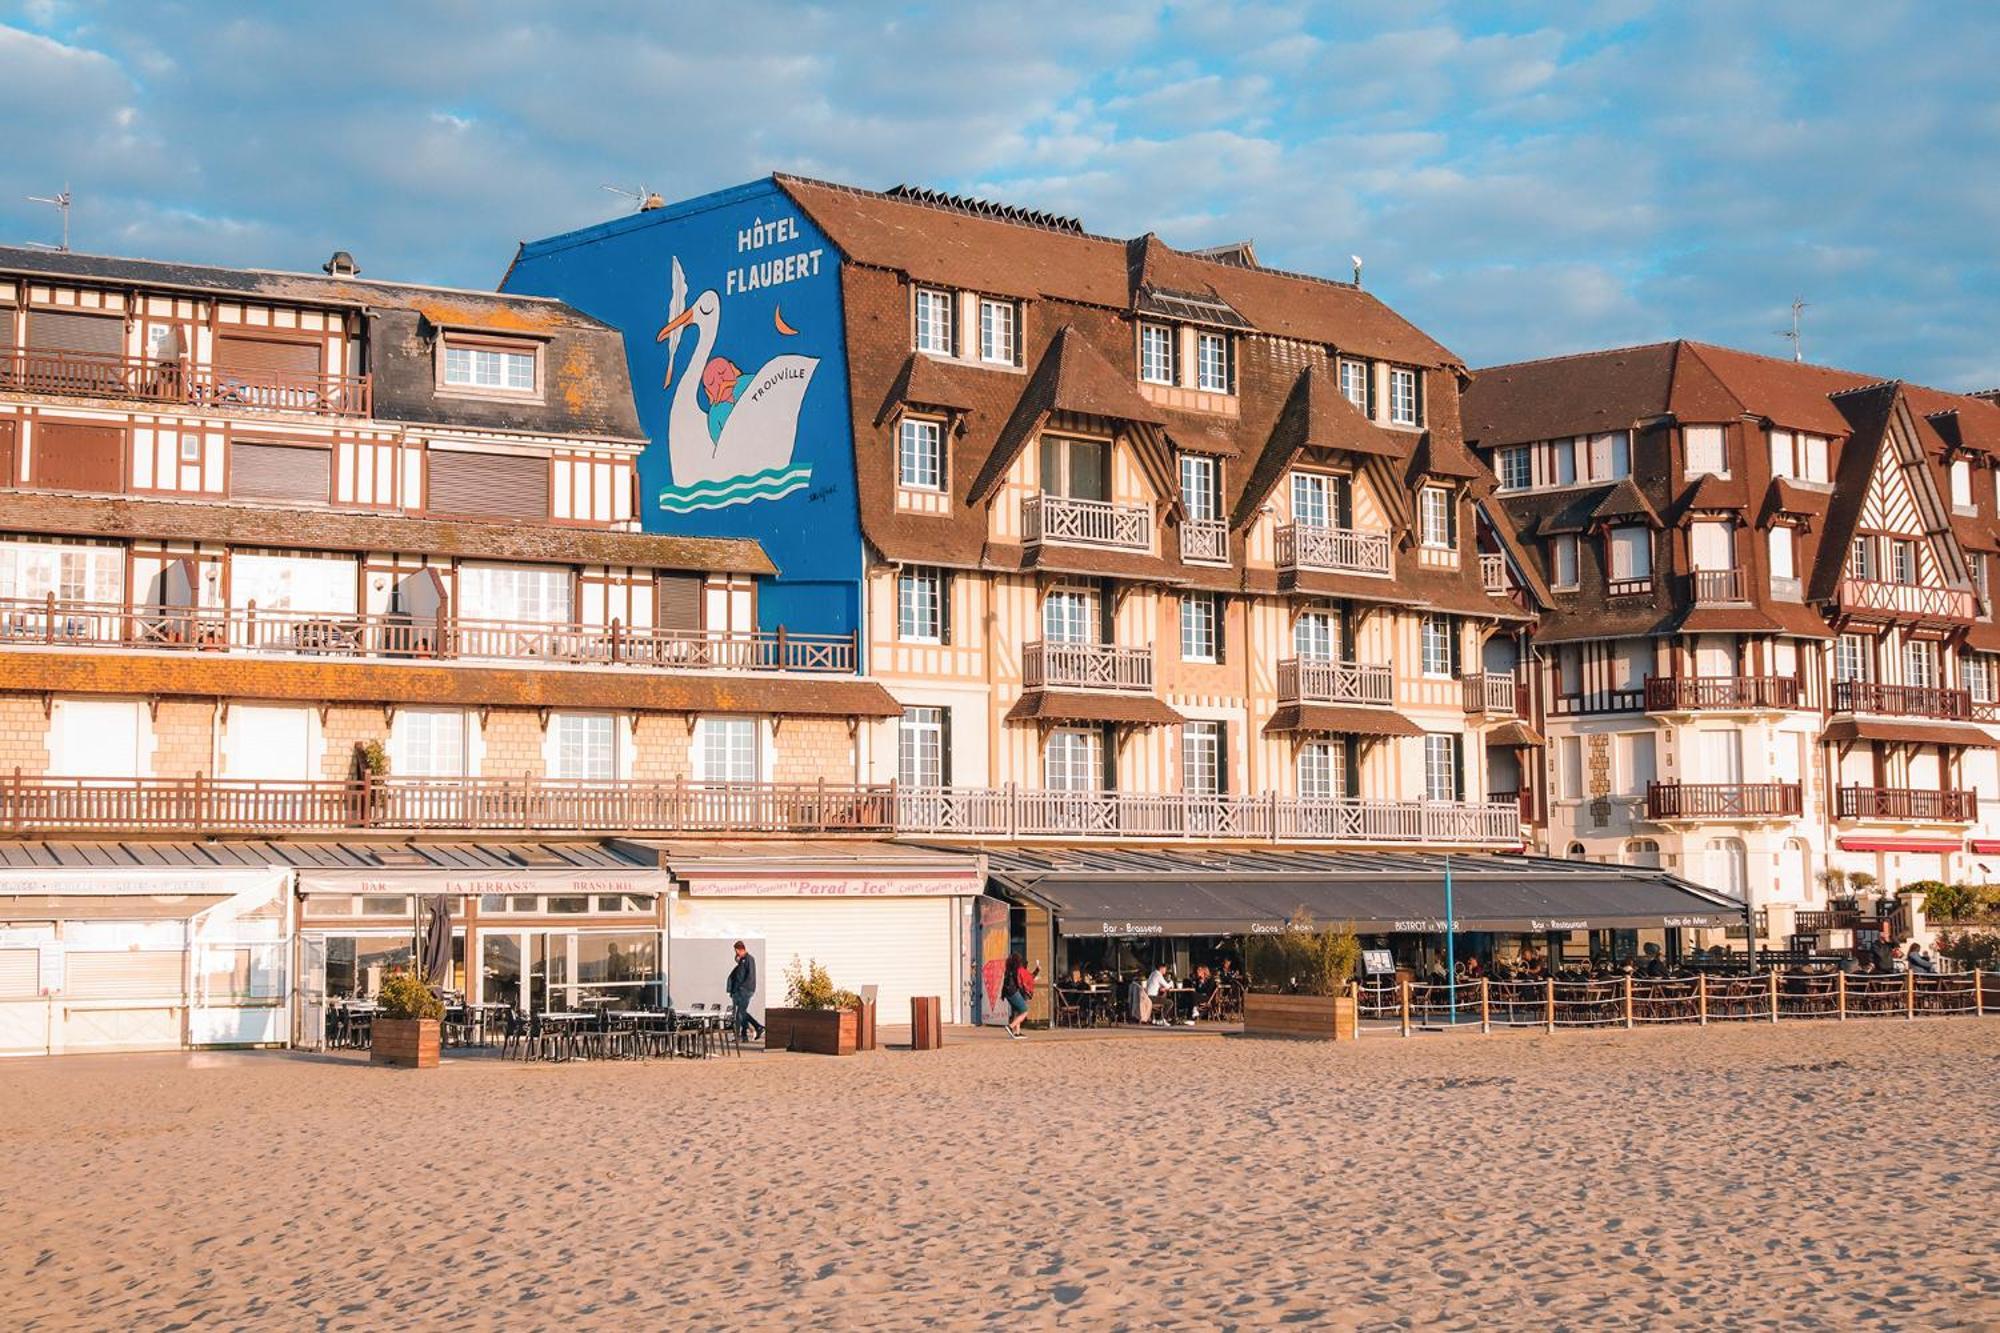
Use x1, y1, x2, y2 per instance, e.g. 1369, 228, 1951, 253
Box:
1699, 729, 1744, 784
1694, 634, 1734, 678
1691, 521, 1733, 570
222, 705, 319, 781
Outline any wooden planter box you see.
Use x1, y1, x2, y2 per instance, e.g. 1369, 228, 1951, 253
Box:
371, 1017, 440, 1068
765, 1007, 859, 1055
1242, 992, 1357, 1041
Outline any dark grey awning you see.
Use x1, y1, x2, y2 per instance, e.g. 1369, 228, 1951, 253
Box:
1000, 859, 1741, 938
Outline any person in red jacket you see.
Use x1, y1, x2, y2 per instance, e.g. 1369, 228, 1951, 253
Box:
1000, 953, 1039, 1039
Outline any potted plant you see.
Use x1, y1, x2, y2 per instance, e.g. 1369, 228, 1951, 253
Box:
1241, 913, 1361, 1040
371, 970, 444, 1068
764, 957, 861, 1055
353, 739, 390, 820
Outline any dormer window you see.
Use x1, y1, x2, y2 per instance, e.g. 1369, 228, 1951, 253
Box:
898, 416, 943, 491
1338, 360, 1369, 411
1389, 367, 1421, 426
1496, 446, 1531, 491
1139, 323, 1176, 385
914, 288, 955, 355
978, 298, 1016, 365
1195, 331, 1233, 393
441, 337, 537, 395
1418, 485, 1455, 548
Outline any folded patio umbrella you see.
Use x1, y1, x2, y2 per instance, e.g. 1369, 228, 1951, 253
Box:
421, 894, 452, 987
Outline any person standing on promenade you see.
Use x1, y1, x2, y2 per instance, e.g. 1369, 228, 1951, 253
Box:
727, 941, 764, 1043
1001, 953, 1037, 1038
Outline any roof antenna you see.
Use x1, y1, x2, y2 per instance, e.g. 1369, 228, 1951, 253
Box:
1350, 254, 1364, 287
603, 183, 664, 212
1777, 296, 1807, 363
25, 184, 71, 252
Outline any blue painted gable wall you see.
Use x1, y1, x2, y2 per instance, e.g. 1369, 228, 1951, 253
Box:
503, 178, 862, 640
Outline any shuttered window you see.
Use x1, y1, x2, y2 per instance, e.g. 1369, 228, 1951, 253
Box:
29, 422, 125, 493
426, 450, 549, 519
0, 304, 15, 355
215, 335, 321, 378
0, 420, 14, 486
27, 309, 124, 355
230, 442, 331, 503
657, 574, 703, 633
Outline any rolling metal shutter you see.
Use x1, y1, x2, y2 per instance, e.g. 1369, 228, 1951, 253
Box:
657, 574, 703, 633
215, 335, 322, 377
676, 897, 962, 1023
230, 441, 331, 503
427, 450, 549, 519
29, 422, 125, 493
27, 309, 124, 355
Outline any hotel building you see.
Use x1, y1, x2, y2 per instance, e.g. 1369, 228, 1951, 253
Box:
1463, 340, 2000, 944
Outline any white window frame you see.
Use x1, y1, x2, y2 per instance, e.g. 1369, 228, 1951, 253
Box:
1834, 634, 1871, 683
1952, 459, 1973, 511
1293, 608, 1335, 662
1419, 486, 1453, 549
1684, 424, 1726, 478
1338, 360, 1369, 411
1496, 446, 1531, 492
393, 708, 469, 779
897, 416, 943, 491
1552, 533, 1579, 589
1298, 740, 1343, 800
977, 298, 1016, 365
1903, 639, 1939, 690
1138, 323, 1175, 385
898, 706, 945, 788
1042, 586, 1096, 645
1179, 453, 1218, 523
896, 567, 942, 643
1420, 616, 1454, 679
442, 341, 537, 394
1388, 367, 1420, 426
1609, 527, 1652, 582
1291, 471, 1331, 528
914, 288, 954, 355
1180, 594, 1219, 663
1195, 331, 1231, 393
696, 716, 758, 785
552, 712, 617, 782
1422, 732, 1459, 802
1182, 720, 1222, 796
1044, 728, 1102, 792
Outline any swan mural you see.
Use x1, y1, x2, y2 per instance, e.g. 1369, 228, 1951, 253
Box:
653, 256, 819, 512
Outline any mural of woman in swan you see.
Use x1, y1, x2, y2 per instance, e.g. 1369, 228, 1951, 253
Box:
654, 268, 819, 512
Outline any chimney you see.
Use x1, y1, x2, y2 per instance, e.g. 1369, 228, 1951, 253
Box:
1350, 255, 1364, 287
323, 250, 360, 277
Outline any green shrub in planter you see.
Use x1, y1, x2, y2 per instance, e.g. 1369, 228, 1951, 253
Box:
377, 971, 444, 1021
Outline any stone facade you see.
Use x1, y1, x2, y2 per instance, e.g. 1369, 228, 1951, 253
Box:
481, 710, 547, 780
150, 701, 216, 778
773, 717, 855, 784
0, 697, 49, 777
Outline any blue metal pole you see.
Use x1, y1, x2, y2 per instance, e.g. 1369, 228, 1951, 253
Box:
1444, 853, 1456, 1025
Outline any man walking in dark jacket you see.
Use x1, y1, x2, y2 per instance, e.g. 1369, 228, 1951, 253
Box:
726, 940, 764, 1042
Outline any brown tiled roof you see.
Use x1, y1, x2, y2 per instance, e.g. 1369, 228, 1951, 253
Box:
1677, 473, 1749, 517
1679, 343, 1858, 437
778, 176, 1459, 368
1002, 690, 1183, 727
1262, 703, 1422, 737
876, 353, 980, 421
1462, 343, 1679, 447
1674, 606, 1784, 634
0, 491, 775, 575
1484, 719, 1545, 747
0, 653, 901, 716
1764, 479, 1830, 521
1231, 366, 1412, 529
969, 326, 1170, 505
1590, 476, 1664, 527
1822, 718, 1997, 749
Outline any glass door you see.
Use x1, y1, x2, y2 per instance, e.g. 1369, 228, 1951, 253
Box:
480, 931, 525, 1012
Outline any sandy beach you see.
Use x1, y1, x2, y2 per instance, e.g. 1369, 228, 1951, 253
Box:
2, 1021, 1996, 1330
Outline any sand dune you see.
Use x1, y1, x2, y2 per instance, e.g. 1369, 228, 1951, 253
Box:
2, 1021, 1996, 1329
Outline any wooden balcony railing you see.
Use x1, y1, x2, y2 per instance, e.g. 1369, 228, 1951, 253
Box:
1479, 553, 1508, 592
1, 348, 371, 418
1276, 658, 1393, 706
0, 775, 1526, 846
0, 596, 856, 673
1793, 908, 1864, 934
1022, 494, 1151, 551
1830, 679, 1973, 720
1645, 781, 1802, 821
1690, 568, 1746, 604
1461, 672, 1521, 716
1178, 519, 1229, 564
1835, 786, 1978, 822
1022, 641, 1154, 691
1644, 675, 1801, 712
1835, 578, 1977, 627
1274, 522, 1392, 576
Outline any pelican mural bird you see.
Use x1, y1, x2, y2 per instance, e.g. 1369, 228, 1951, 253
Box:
654, 284, 818, 512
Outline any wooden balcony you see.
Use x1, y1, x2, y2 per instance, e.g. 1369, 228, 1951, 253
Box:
0, 596, 857, 673
1, 348, 371, 418
1022, 641, 1153, 692
1022, 494, 1151, 552
0, 775, 1525, 846
1829, 679, 1973, 720
1690, 568, 1747, 605
1644, 675, 1801, 712
895, 787, 1523, 846
1461, 672, 1521, 716
1274, 522, 1391, 576
1178, 519, 1229, 564
1276, 658, 1393, 706
1835, 786, 1978, 822
1479, 553, 1508, 593
1645, 781, 1802, 822
1835, 578, 1977, 631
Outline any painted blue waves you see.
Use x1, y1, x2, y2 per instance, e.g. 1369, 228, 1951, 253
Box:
657, 464, 813, 512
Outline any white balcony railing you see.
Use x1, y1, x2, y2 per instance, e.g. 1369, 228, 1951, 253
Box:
1480, 553, 1508, 592
1276, 658, 1393, 706
1275, 522, 1392, 576
1461, 672, 1520, 716
1179, 519, 1229, 563
1022, 641, 1154, 691
1022, 494, 1152, 551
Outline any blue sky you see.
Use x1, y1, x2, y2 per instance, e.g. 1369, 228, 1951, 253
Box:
3, 1, 1996, 386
